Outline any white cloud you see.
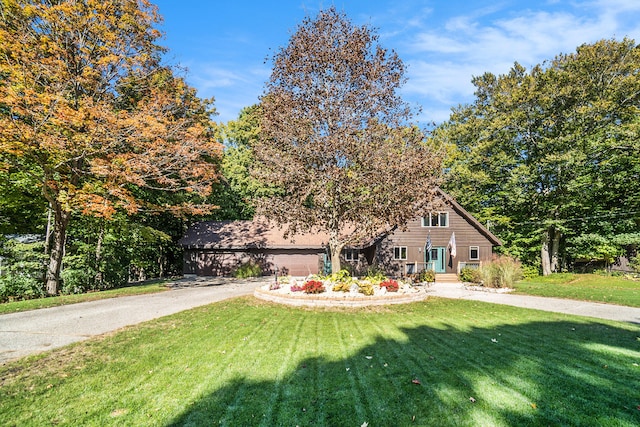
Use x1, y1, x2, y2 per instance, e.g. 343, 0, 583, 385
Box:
395, 1, 640, 124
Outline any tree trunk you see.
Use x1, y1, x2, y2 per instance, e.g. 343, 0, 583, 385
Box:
541, 229, 552, 276
45, 205, 70, 295
329, 235, 345, 274
94, 222, 105, 287
44, 204, 52, 255
550, 228, 561, 273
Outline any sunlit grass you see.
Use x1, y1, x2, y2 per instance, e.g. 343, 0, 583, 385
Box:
1, 297, 638, 426
513, 273, 640, 307
0, 281, 170, 314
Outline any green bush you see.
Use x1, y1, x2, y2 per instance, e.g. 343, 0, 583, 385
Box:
60, 268, 98, 295
233, 261, 262, 278
417, 269, 435, 283
0, 273, 45, 302
361, 265, 387, 284
479, 255, 523, 288
459, 267, 481, 283
521, 264, 540, 279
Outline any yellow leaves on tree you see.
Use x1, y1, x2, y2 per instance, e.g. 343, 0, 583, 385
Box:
0, 0, 221, 294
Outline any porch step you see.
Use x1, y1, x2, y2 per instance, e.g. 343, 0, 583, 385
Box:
435, 273, 460, 283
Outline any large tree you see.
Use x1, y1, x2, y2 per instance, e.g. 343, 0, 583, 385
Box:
256, 7, 443, 273
0, 0, 220, 294
438, 38, 640, 274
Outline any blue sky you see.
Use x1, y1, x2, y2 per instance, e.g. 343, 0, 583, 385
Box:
152, 0, 640, 126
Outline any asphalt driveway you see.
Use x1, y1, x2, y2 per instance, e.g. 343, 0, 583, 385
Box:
0, 278, 266, 363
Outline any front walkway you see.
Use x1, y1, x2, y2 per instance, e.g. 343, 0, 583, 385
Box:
428, 281, 640, 324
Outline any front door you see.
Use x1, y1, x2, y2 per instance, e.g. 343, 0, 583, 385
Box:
428, 247, 446, 273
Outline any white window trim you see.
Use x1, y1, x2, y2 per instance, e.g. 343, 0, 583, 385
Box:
344, 249, 359, 262
393, 246, 407, 260
469, 246, 480, 260
421, 212, 449, 228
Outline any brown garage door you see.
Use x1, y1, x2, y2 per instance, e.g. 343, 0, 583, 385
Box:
270, 253, 321, 277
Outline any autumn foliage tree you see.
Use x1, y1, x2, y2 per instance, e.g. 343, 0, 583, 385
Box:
256, 7, 443, 273
0, 0, 220, 294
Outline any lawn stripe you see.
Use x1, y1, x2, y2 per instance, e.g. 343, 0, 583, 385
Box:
331, 313, 367, 423
262, 313, 306, 426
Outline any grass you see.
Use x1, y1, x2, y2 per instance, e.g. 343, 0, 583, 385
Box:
1, 296, 639, 426
0, 281, 170, 315
513, 273, 640, 307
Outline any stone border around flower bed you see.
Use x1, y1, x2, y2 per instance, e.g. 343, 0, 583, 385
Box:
254, 286, 428, 307
463, 284, 514, 293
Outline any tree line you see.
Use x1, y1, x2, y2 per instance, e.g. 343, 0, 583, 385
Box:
1, 2, 638, 301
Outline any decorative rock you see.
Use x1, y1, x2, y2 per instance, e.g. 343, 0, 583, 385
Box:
376, 287, 387, 296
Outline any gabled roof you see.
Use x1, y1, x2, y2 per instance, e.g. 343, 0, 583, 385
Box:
180, 189, 501, 250
435, 188, 502, 246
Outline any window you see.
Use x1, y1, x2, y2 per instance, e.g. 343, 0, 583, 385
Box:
393, 246, 407, 260
406, 263, 416, 274
469, 246, 479, 260
344, 249, 359, 262
421, 212, 449, 227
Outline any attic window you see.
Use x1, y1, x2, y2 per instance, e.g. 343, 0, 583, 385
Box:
421, 212, 448, 227
469, 246, 480, 260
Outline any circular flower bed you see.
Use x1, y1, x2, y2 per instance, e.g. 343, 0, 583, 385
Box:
254, 274, 429, 307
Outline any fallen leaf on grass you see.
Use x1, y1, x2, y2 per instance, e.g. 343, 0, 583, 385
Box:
530, 403, 537, 409
365, 356, 373, 360
361, 422, 369, 427
491, 338, 498, 343
411, 378, 421, 385
469, 397, 476, 403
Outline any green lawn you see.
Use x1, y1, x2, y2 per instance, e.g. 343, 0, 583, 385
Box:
0, 282, 170, 315
1, 297, 639, 426
513, 273, 640, 307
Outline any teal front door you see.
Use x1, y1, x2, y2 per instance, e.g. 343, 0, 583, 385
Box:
428, 247, 446, 273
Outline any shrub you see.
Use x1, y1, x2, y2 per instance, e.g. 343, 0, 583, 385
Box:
521, 264, 540, 279
61, 267, 98, 295
415, 269, 435, 284
362, 266, 387, 285
332, 282, 352, 292
233, 261, 262, 278
358, 281, 374, 296
479, 255, 523, 288
302, 280, 325, 294
459, 267, 481, 283
379, 279, 399, 292
290, 284, 304, 292
0, 273, 45, 302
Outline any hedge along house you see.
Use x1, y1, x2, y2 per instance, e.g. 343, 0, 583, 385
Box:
179, 190, 501, 278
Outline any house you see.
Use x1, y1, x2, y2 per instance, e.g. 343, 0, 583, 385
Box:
179, 190, 501, 278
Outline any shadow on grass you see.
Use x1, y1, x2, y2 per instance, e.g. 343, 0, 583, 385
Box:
166, 319, 640, 426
